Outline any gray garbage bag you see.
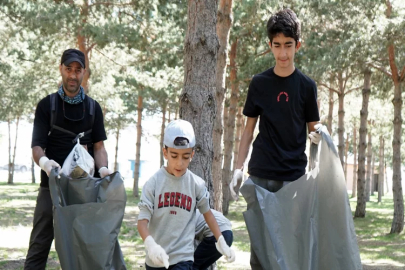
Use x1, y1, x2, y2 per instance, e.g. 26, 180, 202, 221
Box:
240, 126, 362, 270
49, 170, 127, 270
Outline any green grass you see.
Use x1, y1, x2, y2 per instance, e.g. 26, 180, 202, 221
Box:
0, 182, 405, 269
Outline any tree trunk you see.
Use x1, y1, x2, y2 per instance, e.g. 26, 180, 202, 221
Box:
378, 136, 384, 203
222, 39, 238, 215
390, 81, 403, 233
160, 103, 167, 168
327, 87, 334, 135
233, 107, 243, 172
212, 0, 233, 212
7, 119, 12, 184
385, 161, 388, 196
114, 126, 120, 172
31, 157, 35, 184
366, 131, 372, 201
8, 117, 19, 184
133, 94, 143, 197
344, 132, 349, 182
181, 0, 219, 208
337, 72, 345, 168
371, 154, 375, 196
77, 2, 91, 93
352, 123, 357, 198
355, 69, 371, 218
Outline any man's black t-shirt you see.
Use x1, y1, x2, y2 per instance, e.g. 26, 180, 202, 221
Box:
32, 93, 107, 187
243, 67, 320, 181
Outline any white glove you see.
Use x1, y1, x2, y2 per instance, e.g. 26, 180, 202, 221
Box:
144, 235, 169, 269
309, 123, 323, 145
98, 167, 113, 178
215, 235, 235, 262
230, 169, 243, 200
39, 156, 61, 176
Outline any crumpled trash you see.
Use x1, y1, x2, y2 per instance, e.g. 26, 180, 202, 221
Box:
61, 137, 94, 178
240, 126, 362, 270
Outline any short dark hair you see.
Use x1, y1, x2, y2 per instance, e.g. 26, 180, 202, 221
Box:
267, 8, 301, 46
165, 137, 191, 149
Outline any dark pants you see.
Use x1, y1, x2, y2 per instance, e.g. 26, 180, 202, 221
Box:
248, 176, 291, 270
24, 187, 54, 270
146, 260, 193, 270
193, 230, 233, 270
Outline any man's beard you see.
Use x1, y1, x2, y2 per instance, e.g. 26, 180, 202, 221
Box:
63, 80, 81, 94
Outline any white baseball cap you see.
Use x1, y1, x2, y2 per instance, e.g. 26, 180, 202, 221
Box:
164, 119, 196, 149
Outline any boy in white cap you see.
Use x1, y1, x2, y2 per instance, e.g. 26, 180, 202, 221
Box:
137, 119, 235, 270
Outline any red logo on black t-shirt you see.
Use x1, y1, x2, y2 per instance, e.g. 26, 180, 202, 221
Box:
277, 92, 289, 102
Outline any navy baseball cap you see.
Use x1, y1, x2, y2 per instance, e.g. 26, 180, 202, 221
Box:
61, 49, 85, 68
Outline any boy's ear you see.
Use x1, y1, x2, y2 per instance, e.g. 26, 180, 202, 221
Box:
162, 147, 168, 160
295, 40, 301, 51
191, 150, 195, 160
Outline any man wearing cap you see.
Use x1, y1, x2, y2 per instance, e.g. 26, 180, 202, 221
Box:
137, 119, 235, 269
25, 49, 113, 269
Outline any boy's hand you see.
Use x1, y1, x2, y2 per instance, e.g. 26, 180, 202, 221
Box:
144, 236, 169, 269
230, 169, 243, 201
215, 235, 236, 262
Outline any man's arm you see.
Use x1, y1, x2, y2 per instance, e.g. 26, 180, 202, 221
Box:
235, 116, 258, 170
93, 141, 108, 169
32, 146, 46, 166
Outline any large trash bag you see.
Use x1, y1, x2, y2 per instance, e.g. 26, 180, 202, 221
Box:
49, 170, 127, 270
240, 126, 362, 270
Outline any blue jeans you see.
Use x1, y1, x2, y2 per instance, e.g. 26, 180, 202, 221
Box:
146, 260, 193, 270
193, 230, 233, 270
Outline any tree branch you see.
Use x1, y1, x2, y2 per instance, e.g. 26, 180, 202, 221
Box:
368, 62, 392, 78
88, 2, 134, 7
94, 48, 126, 67
256, 49, 271, 58
345, 86, 362, 96
400, 65, 405, 82
86, 43, 97, 53
387, 45, 399, 82
318, 83, 339, 94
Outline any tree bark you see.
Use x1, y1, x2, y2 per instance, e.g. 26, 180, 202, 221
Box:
366, 131, 372, 201
133, 94, 143, 197
378, 136, 384, 203
160, 103, 167, 168
222, 39, 238, 215
233, 106, 243, 172
114, 126, 120, 172
212, 0, 233, 212
181, 0, 219, 208
327, 84, 334, 135
8, 117, 19, 184
354, 69, 371, 218
385, 0, 403, 234
7, 119, 12, 184
77, 2, 91, 93
371, 154, 375, 196
31, 157, 35, 184
352, 123, 357, 198
344, 132, 349, 182
337, 72, 345, 168
390, 81, 403, 233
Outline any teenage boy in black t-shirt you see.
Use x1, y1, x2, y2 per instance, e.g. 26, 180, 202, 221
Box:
24, 49, 113, 270
229, 8, 322, 269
